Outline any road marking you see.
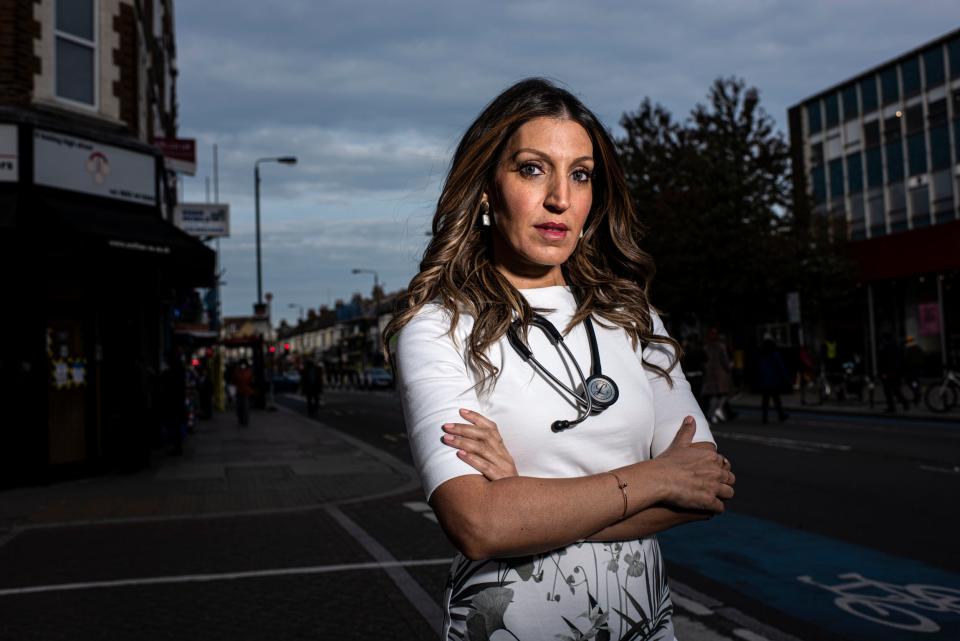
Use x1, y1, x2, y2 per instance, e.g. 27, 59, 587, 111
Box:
733, 629, 771, 641
326, 504, 445, 636
713, 430, 851, 452
0, 558, 455, 597
918, 463, 960, 474
671, 591, 714, 616
403, 501, 439, 523
382, 433, 398, 443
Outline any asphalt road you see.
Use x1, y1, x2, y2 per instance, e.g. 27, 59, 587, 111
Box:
278, 389, 960, 641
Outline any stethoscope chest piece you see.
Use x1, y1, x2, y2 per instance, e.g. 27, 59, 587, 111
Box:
585, 374, 619, 411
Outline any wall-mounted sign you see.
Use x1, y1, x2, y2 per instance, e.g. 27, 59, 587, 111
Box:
34, 129, 157, 205
152, 137, 196, 175
174, 202, 230, 237
0, 124, 18, 182
918, 302, 941, 337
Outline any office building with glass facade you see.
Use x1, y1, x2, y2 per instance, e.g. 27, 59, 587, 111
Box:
788, 28, 960, 374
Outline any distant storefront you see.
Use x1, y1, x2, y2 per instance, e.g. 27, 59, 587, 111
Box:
1, 117, 214, 487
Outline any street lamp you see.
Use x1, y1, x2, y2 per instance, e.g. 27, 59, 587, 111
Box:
254, 156, 297, 306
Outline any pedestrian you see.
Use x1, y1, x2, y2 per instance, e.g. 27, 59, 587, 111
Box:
902, 336, 924, 406
197, 361, 214, 420
384, 78, 733, 640
159, 349, 186, 455
301, 358, 322, 415
757, 335, 790, 423
702, 328, 734, 423
878, 333, 910, 413
232, 359, 254, 426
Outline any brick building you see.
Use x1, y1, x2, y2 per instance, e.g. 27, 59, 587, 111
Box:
0, 0, 213, 486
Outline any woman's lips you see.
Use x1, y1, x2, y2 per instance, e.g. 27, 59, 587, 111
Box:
534, 223, 568, 240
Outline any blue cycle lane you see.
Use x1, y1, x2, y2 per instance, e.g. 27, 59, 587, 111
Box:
658, 511, 960, 641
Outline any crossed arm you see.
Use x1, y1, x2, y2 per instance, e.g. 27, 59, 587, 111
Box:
430, 409, 734, 561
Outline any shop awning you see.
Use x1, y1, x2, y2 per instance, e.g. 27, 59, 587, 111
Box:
36, 193, 216, 287
849, 219, 960, 282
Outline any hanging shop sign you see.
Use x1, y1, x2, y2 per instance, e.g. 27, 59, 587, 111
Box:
173, 202, 230, 237
0, 124, 17, 182
33, 129, 157, 205
152, 137, 197, 175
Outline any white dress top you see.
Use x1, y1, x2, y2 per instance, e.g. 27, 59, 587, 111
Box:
396, 285, 714, 640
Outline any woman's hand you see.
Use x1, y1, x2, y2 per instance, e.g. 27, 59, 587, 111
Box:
441, 409, 518, 481
652, 416, 735, 513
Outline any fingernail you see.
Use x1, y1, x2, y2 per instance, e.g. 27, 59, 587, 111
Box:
442, 423, 452, 430
442, 434, 454, 442
683, 417, 694, 426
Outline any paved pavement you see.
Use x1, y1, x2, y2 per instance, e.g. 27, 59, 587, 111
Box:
732, 390, 958, 423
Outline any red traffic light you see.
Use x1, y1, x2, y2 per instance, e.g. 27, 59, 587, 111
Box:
283, 343, 290, 351
268, 345, 276, 354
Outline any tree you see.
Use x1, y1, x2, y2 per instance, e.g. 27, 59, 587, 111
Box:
618, 77, 852, 337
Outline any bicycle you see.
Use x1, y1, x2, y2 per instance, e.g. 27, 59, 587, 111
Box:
797, 572, 960, 632
924, 369, 960, 413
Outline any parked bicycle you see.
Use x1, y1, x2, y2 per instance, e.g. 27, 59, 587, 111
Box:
924, 369, 960, 413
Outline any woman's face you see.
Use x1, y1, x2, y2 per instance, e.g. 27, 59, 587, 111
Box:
490, 117, 594, 289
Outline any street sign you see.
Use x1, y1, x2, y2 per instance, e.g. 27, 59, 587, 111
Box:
152, 137, 197, 175
174, 202, 230, 237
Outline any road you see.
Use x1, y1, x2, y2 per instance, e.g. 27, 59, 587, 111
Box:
279, 389, 960, 641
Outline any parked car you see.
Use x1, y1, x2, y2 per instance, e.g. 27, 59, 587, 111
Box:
271, 370, 301, 393
362, 367, 394, 390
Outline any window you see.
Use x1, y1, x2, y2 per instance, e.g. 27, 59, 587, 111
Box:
910, 185, 930, 227
846, 152, 863, 194
825, 93, 840, 129
864, 120, 881, 148
842, 85, 859, 121
810, 142, 824, 166
829, 158, 844, 198
807, 101, 822, 134
850, 194, 866, 240
928, 98, 947, 127
867, 188, 885, 237
907, 133, 926, 176
933, 170, 954, 224
884, 115, 902, 141
888, 182, 907, 232
930, 125, 950, 171
866, 147, 883, 188
924, 47, 945, 87
905, 104, 924, 134
886, 141, 904, 182
861, 76, 878, 114
901, 57, 921, 97
881, 67, 899, 105
55, 0, 96, 106
811, 165, 826, 204
949, 37, 960, 79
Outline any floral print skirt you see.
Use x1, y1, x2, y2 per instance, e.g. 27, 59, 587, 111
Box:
440, 537, 675, 641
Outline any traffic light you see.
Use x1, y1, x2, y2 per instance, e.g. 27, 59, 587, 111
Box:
268, 345, 276, 354
283, 343, 291, 353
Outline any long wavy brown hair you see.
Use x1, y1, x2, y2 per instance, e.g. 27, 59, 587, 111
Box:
383, 78, 679, 392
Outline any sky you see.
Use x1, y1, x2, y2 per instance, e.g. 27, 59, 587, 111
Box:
174, 1, 960, 327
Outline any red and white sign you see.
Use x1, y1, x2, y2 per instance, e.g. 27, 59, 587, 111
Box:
152, 137, 196, 175
33, 130, 156, 205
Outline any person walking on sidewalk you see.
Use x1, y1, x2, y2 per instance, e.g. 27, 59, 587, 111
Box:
757, 335, 790, 423
878, 333, 910, 413
702, 328, 734, 423
232, 360, 254, 426
385, 78, 734, 641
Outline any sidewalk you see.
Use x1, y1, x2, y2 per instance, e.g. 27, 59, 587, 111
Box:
732, 390, 958, 423
0, 405, 418, 537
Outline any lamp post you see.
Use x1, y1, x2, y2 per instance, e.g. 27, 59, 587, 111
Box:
254, 156, 297, 306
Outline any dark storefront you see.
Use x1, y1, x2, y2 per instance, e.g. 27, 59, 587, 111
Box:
1, 117, 214, 488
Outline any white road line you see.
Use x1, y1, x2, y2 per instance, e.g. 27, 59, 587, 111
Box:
0, 558, 455, 598
713, 430, 851, 452
918, 463, 960, 474
382, 433, 398, 442
733, 629, 772, 641
670, 592, 714, 616
403, 501, 440, 524
326, 504, 445, 635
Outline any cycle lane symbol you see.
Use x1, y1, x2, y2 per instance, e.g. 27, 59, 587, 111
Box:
797, 572, 960, 633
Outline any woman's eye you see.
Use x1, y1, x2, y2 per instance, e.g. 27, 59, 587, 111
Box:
518, 163, 544, 177
571, 169, 592, 183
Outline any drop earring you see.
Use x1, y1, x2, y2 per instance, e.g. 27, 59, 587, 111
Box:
481, 200, 491, 227
579, 228, 584, 239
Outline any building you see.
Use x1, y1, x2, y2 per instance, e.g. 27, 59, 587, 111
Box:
788, 29, 960, 375
1, 0, 214, 486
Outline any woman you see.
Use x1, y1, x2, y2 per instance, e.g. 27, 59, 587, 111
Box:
701, 328, 734, 423
385, 78, 734, 641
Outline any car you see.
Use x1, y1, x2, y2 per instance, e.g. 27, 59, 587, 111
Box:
271, 370, 301, 393
362, 367, 394, 390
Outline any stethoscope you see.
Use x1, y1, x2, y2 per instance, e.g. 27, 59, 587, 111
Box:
506, 314, 620, 432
